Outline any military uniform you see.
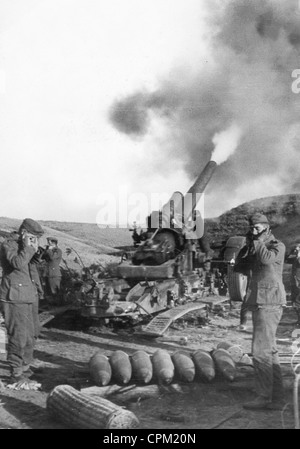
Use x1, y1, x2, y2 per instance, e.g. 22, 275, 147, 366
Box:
240, 217, 286, 409
0, 219, 44, 381
286, 247, 300, 304
42, 239, 62, 298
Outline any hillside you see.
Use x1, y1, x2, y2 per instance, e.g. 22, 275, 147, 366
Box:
0, 193, 299, 270
0, 217, 133, 270
40, 220, 133, 252
205, 193, 300, 252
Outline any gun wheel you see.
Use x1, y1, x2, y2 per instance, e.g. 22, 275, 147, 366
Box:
227, 265, 248, 302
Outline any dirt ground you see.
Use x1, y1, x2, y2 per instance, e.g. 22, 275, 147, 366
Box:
0, 299, 299, 430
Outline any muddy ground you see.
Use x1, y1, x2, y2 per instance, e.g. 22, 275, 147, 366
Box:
0, 299, 299, 430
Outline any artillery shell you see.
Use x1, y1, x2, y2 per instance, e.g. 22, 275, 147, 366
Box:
130, 350, 153, 385
109, 351, 132, 385
211, 348, 236, 382
216, 342, 232, 351
89, 352, 112, 386
216, 342, 244, 363
192, 349, 215, 382
171, 350, 195, 383
152, 349, 174, 385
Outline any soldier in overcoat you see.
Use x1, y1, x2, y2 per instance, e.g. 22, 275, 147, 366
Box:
237, 214, 286, 410
0, 218, 44, 384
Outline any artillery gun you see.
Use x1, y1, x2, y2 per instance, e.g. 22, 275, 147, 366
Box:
78, 160, 246, 335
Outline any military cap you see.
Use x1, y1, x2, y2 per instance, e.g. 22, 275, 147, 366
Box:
249, 213, 269, 226
19, 218, 44, 236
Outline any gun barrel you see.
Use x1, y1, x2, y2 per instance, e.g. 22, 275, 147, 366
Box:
158, 160, 217, 230
186, 160, 217, 196
184, 160, 217, 213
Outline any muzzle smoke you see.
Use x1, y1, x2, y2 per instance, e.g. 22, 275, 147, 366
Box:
211, 124, 243, 165
109, 0, 300, 216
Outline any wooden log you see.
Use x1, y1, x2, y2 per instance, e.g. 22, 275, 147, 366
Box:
81, 383, 187, 404
82, 384, 162, 404
47, 384, 139, 429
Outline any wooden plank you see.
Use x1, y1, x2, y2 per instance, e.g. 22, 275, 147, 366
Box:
38, 312, 55, 327
142, 302, 207, 336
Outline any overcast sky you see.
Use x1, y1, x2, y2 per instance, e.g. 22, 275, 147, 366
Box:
0, 0, 210, 224
0, 0, 299, 226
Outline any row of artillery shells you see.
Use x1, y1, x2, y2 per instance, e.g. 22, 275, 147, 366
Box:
89, 345, 237, 387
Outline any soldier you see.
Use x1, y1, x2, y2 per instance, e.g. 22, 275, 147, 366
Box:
286, 241, 300, 325
234, 240, 251, 332
238, 214, 286, 411
42, 237, 62, 302
202, 260, 215, 292
0, 218, 44, 387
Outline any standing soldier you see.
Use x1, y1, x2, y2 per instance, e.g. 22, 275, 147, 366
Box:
43, 237, 62, 302
0, 218, 44, 387
238, 214, 286, 410
286, 241, 300, 325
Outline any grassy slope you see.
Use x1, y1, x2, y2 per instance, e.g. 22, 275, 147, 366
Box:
0, 193, 299, 269
40, 221, 133, 252
0, 217, 132, 269
206, 193, 300, 252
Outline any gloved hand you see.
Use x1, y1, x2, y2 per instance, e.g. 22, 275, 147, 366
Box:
254, 228, 270, 243
23, 235, 39, 253
245, 232, 257, 255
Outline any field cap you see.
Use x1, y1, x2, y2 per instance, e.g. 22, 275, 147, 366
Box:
249, 213, 269, 226
19, 218, 44, 237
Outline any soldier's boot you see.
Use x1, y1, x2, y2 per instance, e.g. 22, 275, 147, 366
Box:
9, 366, 27, 384
267, 364, 286, 410
22, 364, 34, 378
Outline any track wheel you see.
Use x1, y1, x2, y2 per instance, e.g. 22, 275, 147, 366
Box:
227, 265, 248, 302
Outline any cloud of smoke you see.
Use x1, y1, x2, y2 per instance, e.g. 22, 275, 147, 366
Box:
109, 0, 300, 216
211, 123, 243, 165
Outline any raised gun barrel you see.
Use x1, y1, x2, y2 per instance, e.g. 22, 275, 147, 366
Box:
161, 160, 217, 229
130, 160, 217, 269
184, 160, 217, 217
